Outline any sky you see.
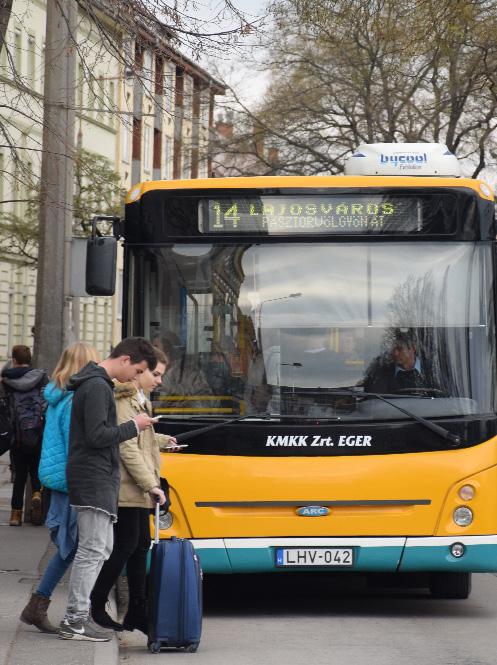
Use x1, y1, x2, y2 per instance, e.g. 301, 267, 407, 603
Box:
185, 0, 271, 107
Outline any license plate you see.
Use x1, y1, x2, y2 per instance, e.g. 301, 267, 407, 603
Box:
275, 547, 354, 567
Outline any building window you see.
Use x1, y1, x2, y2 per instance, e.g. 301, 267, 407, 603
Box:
40, 41, 45, 90
155, 57, 164, 94
97, 76, 105, 122
27, 34, 36, 87
14, 28, 22, 75
77, 64, 84, 109
143, 50, 153, 84
153, 128, 162, 172
183, 76, 193, 120
182, 147, 191, 178
198, 156, 208, 178
13, 160, 20, 216
122, 121, 131, 163
164, 64, 175, 114
109, 81, 115, 127
132, 117, 141, 160
0, 152, 4, 203
164, 136, 172, 179
23, 161, 32, 215
143, 123, 151, 173
200, 94, 210, 128
88, 82, 96, 119
123, 39, 133, 79
0, 38, 7, 73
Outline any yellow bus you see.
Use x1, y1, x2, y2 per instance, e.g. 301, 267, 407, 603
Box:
120, 143, 497, 598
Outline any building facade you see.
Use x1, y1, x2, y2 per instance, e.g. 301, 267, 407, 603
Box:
0, 0, 223, 362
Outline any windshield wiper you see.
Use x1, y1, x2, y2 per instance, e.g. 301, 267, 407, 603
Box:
161, 390, 460, 447
328, 388, 461, 446
170, 413, 272, 443
266, 414, 341, 421
161, 413, 341, 444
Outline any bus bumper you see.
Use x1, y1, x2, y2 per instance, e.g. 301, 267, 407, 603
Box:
189, 536, 497, 574
399, 536, 497, 572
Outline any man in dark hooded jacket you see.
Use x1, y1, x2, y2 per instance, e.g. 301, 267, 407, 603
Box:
59, 337, 157, 643
1, 345, 48, 527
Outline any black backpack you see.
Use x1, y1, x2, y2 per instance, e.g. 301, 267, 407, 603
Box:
12, 387, 44, 451
0, 392, 13, 457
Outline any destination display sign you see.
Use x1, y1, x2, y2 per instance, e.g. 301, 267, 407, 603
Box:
199, 195, 436, 235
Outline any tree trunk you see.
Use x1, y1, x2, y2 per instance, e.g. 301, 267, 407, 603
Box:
0, 0, 13, 55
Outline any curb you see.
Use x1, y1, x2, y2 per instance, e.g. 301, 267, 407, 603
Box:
94, 587, 121, 665
94, 630, 119, 665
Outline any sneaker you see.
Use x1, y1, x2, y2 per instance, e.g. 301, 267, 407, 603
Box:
58, 618, 111, 642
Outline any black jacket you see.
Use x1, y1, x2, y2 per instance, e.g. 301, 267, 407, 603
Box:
66, 361, 137, 517
363, 356, 434, 394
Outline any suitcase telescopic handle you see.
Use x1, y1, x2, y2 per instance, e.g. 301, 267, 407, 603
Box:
154, 496, 160, 544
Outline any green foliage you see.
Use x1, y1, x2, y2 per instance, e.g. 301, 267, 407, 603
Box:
73, 148, 124, 235
0, 149, 124, 264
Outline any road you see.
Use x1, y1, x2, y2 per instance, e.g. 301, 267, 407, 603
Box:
119, 571, 497, 665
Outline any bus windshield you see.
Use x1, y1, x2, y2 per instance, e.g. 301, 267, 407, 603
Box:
132, 241, 496, 421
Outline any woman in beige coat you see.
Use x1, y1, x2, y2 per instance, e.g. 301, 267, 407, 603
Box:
90, 348, 177, 633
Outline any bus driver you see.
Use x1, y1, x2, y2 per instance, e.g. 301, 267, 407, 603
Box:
363, 332, 433, 394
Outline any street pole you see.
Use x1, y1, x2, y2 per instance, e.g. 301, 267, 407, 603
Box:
33, 0, 76, 372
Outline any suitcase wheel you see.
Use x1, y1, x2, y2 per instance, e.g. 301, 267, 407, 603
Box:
148, 640, 161, 654
185, 643, 199, 653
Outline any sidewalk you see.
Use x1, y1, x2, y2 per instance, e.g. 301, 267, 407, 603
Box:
0, 458, 119, 665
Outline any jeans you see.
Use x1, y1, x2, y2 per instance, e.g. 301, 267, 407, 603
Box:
37, 545, 77, 599
64, 508, 114, 622
91, 507, 151, 608
11, 446, 41, 510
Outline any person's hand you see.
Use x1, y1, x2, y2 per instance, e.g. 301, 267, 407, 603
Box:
165, 436, 180, 452
149, 486, 166, 505
134, 413, 155, 431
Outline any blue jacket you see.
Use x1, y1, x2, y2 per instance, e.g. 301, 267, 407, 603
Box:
38, 382, 73, 493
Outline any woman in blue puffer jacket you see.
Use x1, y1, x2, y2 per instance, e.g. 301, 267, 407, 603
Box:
20, 342, 100, 633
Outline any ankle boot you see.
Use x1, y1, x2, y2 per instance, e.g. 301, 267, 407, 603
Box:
9, 509, 22, 526
91, 605, 124, 631
20, 593, 58, 633
122, 598, 148, 634
30, 492, 43, 526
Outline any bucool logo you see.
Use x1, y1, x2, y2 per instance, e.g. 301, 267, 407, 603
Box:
380, 153, 427, 166
296, 506, 330, 517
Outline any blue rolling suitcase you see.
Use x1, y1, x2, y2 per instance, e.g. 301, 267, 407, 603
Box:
147, 501, 203, 653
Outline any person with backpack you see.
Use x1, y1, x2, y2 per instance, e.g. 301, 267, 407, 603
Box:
0, 379, 14, 460
19, 342, 101, 634
1, 345, 48, 527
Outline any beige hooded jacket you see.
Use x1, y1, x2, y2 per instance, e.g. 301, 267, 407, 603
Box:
115, 381, 172, 508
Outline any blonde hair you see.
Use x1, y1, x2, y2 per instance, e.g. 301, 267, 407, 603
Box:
52, 342, 101, 390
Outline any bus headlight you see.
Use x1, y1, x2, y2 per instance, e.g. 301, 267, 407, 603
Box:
453, 506, 473, 526
159, 511, 173, 530
458, 485, 475, 500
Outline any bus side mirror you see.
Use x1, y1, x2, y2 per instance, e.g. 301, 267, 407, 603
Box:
85, 216, 121, 296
